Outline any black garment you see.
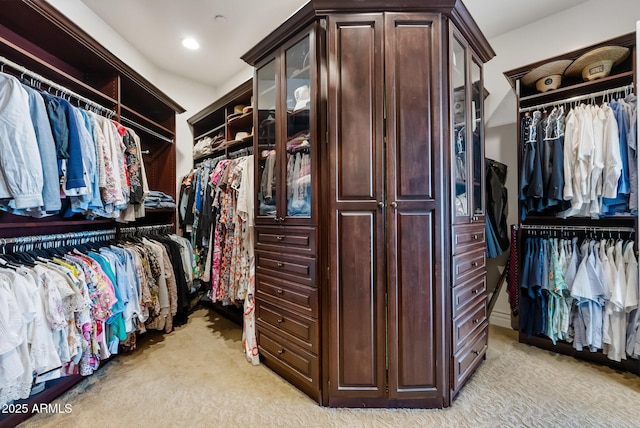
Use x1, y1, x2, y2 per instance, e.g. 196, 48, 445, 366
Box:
198, 178, 214, 250
179, 180, 195, 230
156, 237, 190, 326
485, 158, 509, 251
519, 111, 544, 216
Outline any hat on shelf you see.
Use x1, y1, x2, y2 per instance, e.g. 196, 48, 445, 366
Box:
243, 96, 254, 114
234, 131, 251, 141
564, 45, 630, 81
228, 104, 246, 119
293, 84, 310, 112
521, 59, 573, 93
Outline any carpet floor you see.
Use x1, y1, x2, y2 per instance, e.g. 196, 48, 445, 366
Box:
19, 307, 640, 428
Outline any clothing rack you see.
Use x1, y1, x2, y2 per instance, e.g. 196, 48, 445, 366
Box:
229, 146, 254, 159
519, 224, 635, 240
120, 115, 174, 144
0, 55, 174, 144
119, 223, 175, 237
519, 224, 635, 233
194, 154, 226, 169
0, 54, 115, 117
519, 83, 635, 113
0, 229, 116, 253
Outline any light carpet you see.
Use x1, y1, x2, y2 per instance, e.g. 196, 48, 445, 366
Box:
19, 308, 640, 428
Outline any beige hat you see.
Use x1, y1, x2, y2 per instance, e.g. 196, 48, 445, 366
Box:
235, 131, 251, 141
228, 104, 246, 120
565, 45, 630, 81
521, 60, 572, 93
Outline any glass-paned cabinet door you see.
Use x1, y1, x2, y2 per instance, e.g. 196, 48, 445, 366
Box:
285, 36, 312, 217
257, 59, 277, 218
451, 37, 468, 220
471, 58, 484, 218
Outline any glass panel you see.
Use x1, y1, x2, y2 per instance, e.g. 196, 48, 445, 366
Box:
285, 36, 311, 217
471, 59, 484, 216
452, 38, 468, 218
257, 59, 277, 217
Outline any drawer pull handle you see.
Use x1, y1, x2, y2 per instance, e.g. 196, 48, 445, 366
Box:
472, 234, 478, 240
472, 289, 479, 295
276, 289, 284, 295
277, 318, 284, 324
276, 235, 285, 241
277, 349, 284, 355
277, 262, 284, 267
473, 350, 480, 355
473, 318, 479, 324
471, 261, 478, 267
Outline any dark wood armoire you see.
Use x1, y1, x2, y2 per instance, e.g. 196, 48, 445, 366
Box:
242, 0, 494, 408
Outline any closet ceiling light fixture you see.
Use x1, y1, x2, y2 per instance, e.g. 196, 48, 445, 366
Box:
182, 37, 200, 50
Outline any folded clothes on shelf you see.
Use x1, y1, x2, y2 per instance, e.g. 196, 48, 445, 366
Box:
145, 190, 176, 209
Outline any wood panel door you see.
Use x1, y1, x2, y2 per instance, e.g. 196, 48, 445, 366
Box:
326, 13, 387, 405
384, 13, 446, 406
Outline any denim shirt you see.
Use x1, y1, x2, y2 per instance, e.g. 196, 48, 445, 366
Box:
22, 85, 62, 213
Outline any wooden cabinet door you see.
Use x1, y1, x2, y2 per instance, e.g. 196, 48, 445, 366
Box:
326, 13, 387, 405
384, 13, 446, 406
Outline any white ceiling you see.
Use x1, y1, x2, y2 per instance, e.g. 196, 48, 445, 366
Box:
79, 0, 590, 88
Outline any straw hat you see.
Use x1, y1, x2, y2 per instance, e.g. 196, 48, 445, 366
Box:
228, 104, 246, 120
565, 45, 630, 81
521, 60, 573, 93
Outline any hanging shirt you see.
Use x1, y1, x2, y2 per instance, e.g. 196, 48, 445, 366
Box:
22, 85, 62, 214
0, 73, 44, 210
623, 95, 638, 212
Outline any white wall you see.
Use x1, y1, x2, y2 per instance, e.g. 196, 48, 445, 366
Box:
485, 0, 640, 328
45, 0, 219, 189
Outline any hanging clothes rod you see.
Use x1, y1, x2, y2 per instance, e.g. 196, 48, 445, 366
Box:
119, 223, 174, 236
0, 228, 116, 247
0, 54, 115, 117
519, 224, 635, 233
120, 115, 174, 144
519, 83, 635, 113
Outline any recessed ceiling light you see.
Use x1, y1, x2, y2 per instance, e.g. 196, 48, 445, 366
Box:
214, 14, 227, 23
182, 37, 200, 50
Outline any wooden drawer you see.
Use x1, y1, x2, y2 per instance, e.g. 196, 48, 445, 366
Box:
256, 273, 318, 317
452, 300, 487, 353
257, 327, 321, 402
256, 250, 316, 286
452, 275, 486, 318
453, 326, 488, 391
452, 248, 486, 286
256, 226, 316, 256
452, 224, 486, 255
256, 300, 319, 353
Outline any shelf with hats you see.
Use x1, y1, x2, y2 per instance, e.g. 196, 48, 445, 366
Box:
504, 33, 635, 101
187, 78, 254, 160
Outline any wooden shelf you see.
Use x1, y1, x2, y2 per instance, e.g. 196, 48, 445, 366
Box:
195, 123, 226, 141
228, 111, 253, 128
121, 104, 175, 136
520, 71, 634, 108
